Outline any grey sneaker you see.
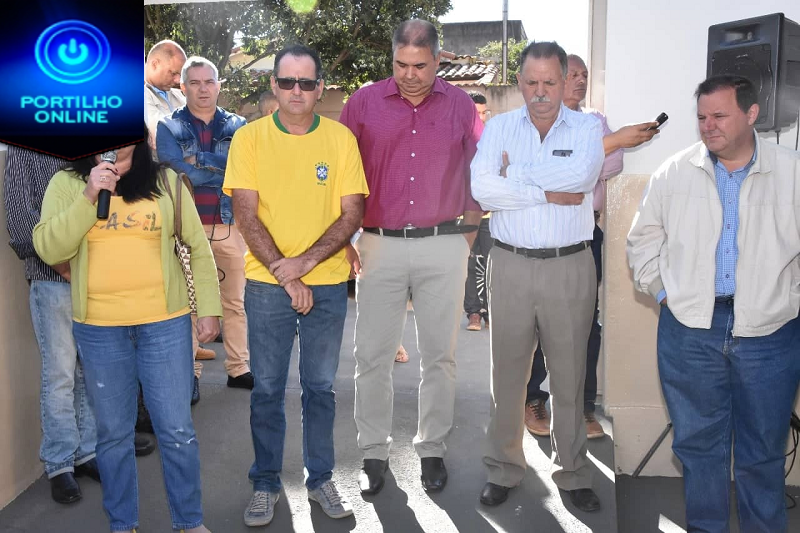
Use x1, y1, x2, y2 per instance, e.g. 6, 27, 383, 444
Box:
308, 480, 353, 519
243, 490, 279, 527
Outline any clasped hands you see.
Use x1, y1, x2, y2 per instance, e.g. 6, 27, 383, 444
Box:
269, 256, 316, 315
499, 151, 584, 206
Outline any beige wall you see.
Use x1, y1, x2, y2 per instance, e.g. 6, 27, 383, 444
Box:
598, 0, 800, 485
0, 145, 45, 508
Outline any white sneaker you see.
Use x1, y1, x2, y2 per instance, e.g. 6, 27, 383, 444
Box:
243, 490, 279, 527
308, 480, 353, 519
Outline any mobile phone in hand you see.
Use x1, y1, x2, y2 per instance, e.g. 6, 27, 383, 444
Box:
646, 112, 668, 131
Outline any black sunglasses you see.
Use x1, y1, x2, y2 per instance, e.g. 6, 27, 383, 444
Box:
274, 77, 320, 91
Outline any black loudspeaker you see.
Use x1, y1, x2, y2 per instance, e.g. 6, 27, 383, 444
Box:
707, 13, 800, 132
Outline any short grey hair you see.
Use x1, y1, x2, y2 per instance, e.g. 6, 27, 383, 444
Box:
392, 19, 440, 57
520, 42, 568, 79
181, 56, 218, 85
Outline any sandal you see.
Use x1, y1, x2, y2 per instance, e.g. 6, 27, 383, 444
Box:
394, 345, 409, 363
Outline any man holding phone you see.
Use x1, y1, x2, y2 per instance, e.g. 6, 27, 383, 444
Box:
523, 54, 662, 441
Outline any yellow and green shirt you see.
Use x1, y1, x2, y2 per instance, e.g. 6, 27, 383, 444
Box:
223, 113, 369, 285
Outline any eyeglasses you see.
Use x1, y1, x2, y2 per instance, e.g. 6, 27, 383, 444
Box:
274, 77, 320, 91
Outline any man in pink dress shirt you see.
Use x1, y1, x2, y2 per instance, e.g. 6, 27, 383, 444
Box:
340, 19, 483, 496
523, 54, 661, 441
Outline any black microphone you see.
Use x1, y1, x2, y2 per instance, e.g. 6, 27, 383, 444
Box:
96, 150, 117, 220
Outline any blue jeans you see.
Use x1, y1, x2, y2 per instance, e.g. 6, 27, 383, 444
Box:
29, 280, 97, 477
73, 313, 201, 532
246, 280, 347, 492
658, 302, 800, 533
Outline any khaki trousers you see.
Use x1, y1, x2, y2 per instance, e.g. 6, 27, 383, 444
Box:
192, 223, 250, 378
354, 232, 470, 460
484, 245, 596, 490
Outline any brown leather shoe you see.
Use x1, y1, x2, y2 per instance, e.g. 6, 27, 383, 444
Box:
466, 313, 482, 331
195, 347, 216, 360
585, 412, 606, 439
524, 399, 551, 437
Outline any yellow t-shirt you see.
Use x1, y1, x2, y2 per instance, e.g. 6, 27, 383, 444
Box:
223, 113, 369, 285
85, 197, 188, 326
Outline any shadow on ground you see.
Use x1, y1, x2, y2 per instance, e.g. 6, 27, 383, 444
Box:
1, 302, 620, 532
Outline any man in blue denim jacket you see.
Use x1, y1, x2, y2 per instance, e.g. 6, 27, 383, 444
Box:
157, 56, 253, 396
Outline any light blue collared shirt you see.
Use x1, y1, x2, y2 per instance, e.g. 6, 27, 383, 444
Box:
470, 104, 605, 249
656, 136, 757, 304
712, 143, 757, 297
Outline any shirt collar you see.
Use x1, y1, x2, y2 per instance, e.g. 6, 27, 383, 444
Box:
698, 129, 759, 175
146, 82, 170, 101
519, 102, 571, 129
186, 107, 221, 127
382, 76, 447, 100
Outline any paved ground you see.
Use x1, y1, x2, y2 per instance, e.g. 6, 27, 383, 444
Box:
0, 301, 617, 532
4, 298, 800, 533
3, 300, 800, 532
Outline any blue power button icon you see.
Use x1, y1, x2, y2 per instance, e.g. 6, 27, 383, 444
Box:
35, 20, 111, 84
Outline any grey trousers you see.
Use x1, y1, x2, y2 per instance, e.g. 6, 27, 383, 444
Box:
353, 232, 470, 460
483, 245, 596, 490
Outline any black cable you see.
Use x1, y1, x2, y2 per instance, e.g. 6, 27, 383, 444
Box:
785, 411, 800, 509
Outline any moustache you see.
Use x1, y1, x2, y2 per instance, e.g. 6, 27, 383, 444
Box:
531, 95, 551, 104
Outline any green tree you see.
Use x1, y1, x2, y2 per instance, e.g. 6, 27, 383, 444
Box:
145, 0, 453, 112
476, 38, 527, 78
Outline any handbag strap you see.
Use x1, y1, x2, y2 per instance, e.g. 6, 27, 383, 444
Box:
160, 168, 182, 238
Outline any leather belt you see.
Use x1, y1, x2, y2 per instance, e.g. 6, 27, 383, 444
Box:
494, 239, 590, 259
363, 220, 478, 239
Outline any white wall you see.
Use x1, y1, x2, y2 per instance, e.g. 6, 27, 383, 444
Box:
600, 1, 800, 482
605, 1, 800, 175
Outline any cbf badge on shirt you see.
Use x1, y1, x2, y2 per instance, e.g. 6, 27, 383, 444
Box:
316, 161, 330, 185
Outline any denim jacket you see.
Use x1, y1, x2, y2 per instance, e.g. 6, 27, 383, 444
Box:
156, 106, 246, 224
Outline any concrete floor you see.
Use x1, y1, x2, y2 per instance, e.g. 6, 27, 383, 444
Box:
5, 300, 798, 532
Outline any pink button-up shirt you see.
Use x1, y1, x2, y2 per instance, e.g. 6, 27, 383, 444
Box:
340, 77, 483, 229
585, 108, 623, 211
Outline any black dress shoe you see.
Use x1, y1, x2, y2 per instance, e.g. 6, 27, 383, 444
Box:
50, 472, 81, 504
134, 432, 156, 457
479, 482, 511, 506
227, 371, 254, 390
359, 459, 388, 495
74, 458, 101, 483
191, 376, 200, 405
420, 457, 447, 492
565, 488, 601, 512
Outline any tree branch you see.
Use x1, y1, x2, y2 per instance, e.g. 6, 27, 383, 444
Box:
328, 20, 362, 76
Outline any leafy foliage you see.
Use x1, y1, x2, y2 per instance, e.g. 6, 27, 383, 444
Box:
145, 0, 453, 112
476, 38, 527, 78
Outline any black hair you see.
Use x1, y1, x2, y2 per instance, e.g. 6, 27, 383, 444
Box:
519, 41, 568, 78
273, 44, 323, 80
66, 123, 163, 203
694, 75, 758, 113
392, 19, 440, 57
467, 91, 487, 105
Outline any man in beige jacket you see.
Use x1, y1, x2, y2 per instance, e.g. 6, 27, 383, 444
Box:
145, 40, 186, 147
627, 74, 800, 533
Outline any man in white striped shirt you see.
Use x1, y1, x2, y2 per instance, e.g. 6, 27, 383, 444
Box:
471, 41, 605, 512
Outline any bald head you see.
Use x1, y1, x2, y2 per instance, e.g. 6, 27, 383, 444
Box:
563, 54, 589, 110
146, 40, 187, 90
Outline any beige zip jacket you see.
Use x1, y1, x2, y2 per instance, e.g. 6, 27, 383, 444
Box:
627, 135, 800, 337
145, 82, 185, 147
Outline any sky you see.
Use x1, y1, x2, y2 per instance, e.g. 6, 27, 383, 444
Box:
440, 0, 590, 60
